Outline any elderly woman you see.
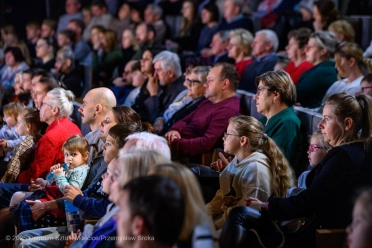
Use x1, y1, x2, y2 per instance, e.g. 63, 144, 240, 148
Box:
284, 28, 313, 84
221, 93, 372, 248
254, 71, 304, 176
153, 66, 210, 135
227, 29, 254, 80
296, 31, 339, 108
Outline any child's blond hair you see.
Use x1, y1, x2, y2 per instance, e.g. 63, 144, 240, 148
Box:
3, 102, 25, 120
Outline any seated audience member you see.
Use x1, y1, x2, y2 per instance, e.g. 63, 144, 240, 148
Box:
67, 19, 91, 64
1, 108, 42, 183
221, 93, 372, 248
144, 51, 186, 124
346, 188, 372, 248
165, 62, 240, 163
56, 0, 83, 35
360, 74, 372, 97
54, 47, 84, 98
82, 6, 92, 27
312, 0, 340, 32
56, 29, 76, 49
116, 175, 185, 248
150, 163, 217, 247
274, 56, 290, 71
0, 47, 30, 103
111, 60, 137, 105
144, 4, 167, 43
116, 29, 140, 76
285, 28, 313, 84
34, 37, 56, 72
207, 116, 295, 229
110, 2, 131, 43
239, 29, 279, 93
13, 72, 24, 101
197, 2, 219, 54
296, 31, 338, 108
166, 0, 203, 54
217, 0, 253, 33
92, 29, 123, 87
287, 130, 331, 196
322, 42, 367, 104
135, 22, 163, 59
0, 102, 25, 166
25, 21, 41, 60
19, 69, 34, 107
123, 61, 144, 107
40, 19, 58, 49
227, 28, 254, 80
83, 0, 113, 41
254, 71, 304, 176
155, 66, 210, 135
201, 31, 235, 65
31, 74, 59, 110
328, 20, 355, 43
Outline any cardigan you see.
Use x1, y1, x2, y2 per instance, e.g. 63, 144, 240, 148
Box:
259, 106, 303, 175
206, 152, 272, 229
17, 117, 81, 184
296, 61, 337, 108
171, 96, 240, 156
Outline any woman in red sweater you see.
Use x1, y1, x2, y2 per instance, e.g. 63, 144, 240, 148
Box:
285, 28, 314, 84
17, 88, 81, 184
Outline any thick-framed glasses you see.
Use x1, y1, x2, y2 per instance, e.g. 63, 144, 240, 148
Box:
40, 102, 53, 109
361, 86, 372, 92
256, 87, 274, 96
223, 132, 240, 140
308, 145, 324, 153
186, 78, 202, 86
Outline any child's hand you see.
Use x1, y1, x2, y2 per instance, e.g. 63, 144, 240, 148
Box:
0, 139, 7, 148
50, 163, 61, 171
53, 168, 65, 175
65, 230, 81, 248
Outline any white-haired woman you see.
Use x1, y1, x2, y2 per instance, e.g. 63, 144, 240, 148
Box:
17, 87, 82, 184
227, 29, 254, 80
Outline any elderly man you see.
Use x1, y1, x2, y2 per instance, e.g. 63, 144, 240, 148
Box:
217, 0, 253, 32
144, 51, 186, 124
165, 62, 240, 163
144, 4, 167, 43
200, 31, 235, 65
240, 29, 279, 93
54, 47, 84, 97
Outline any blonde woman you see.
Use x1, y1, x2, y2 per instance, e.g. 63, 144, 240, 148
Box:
207, 115, 295, 230
328, 20, 355, 43
150, 163, 217, 248
227, 29, 254, 79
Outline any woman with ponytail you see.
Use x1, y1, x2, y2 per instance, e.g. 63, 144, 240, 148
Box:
322, 42, 372, 102
206, 115, 295, 230
220, 93, 372, 248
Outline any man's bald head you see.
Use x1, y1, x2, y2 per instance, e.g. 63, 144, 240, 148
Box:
90, 87, 116, 112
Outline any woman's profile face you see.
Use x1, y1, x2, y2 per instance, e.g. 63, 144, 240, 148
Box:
317, 104, 343, 146
140, 50, 153, 74
253, 81, 276, 117
335, 55, 352, 78
5, 51, 16, 67
35, 39, 49, 59
305, 38, 323, 64
346, 200, 372, 248
227, 37, 242, 60
286, 37, 300, 62
201, 8, 212, 24
121, 30, 133, 49
182, 1, 194, 20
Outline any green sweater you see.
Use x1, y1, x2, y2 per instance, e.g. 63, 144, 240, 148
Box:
260, 106, 303, 175
296, 61, 337, 108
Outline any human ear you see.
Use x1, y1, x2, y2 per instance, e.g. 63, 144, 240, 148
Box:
132, 215, 146, 236
344, 117, 353, 131
240, 136, 249, 147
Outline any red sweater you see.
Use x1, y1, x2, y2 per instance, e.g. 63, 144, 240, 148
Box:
17, 117, 81, 184
235, 58, 254, 80
285, 61, 313, 85
171, 96, 240, 156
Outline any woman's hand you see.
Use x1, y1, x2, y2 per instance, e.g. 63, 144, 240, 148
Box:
245, 197, 264, 211
210, 152, 232, 172
28, 178, 47, 192
164, 131, 181, 144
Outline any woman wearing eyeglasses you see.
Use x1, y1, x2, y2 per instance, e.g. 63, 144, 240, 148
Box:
253, 71, 304, 176
296, 31, 339, 108
206, 115, 295, 230
220, 93, 372, 248
360, 74, 372, 97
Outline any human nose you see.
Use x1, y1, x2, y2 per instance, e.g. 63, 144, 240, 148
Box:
317, 119, 324, 129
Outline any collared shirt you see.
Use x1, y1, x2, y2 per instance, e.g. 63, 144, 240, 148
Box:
255, 52, 276, 63
227, 13, 243, 24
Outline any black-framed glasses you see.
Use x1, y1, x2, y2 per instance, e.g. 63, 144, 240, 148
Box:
361, 86, 372, 92
308, 144, 324, 153
256, 87, 274, 96
40, 101, 53, 109
223, 132, 240, 140
186, 78, 202, 86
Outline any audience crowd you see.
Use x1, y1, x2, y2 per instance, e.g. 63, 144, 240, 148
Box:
1, 0, 372, 247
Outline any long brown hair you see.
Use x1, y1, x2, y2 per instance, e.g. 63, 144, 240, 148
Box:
111, 106, 153, 133
229, 115, 295, 197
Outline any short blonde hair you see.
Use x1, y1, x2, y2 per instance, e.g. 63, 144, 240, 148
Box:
3, 102, 25, 119
328, 20, 355, 42
229, 28, 254, 55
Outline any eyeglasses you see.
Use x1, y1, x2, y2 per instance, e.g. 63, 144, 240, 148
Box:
256, 87, 274, 96
40, 101, 53, 109
223, 132, 240, 140
186, 78, 202, 86
308, 144, 324, 153
361, 86, 372, 92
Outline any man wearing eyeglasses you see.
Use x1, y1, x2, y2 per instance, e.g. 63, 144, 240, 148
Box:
165, 62, 240, 163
